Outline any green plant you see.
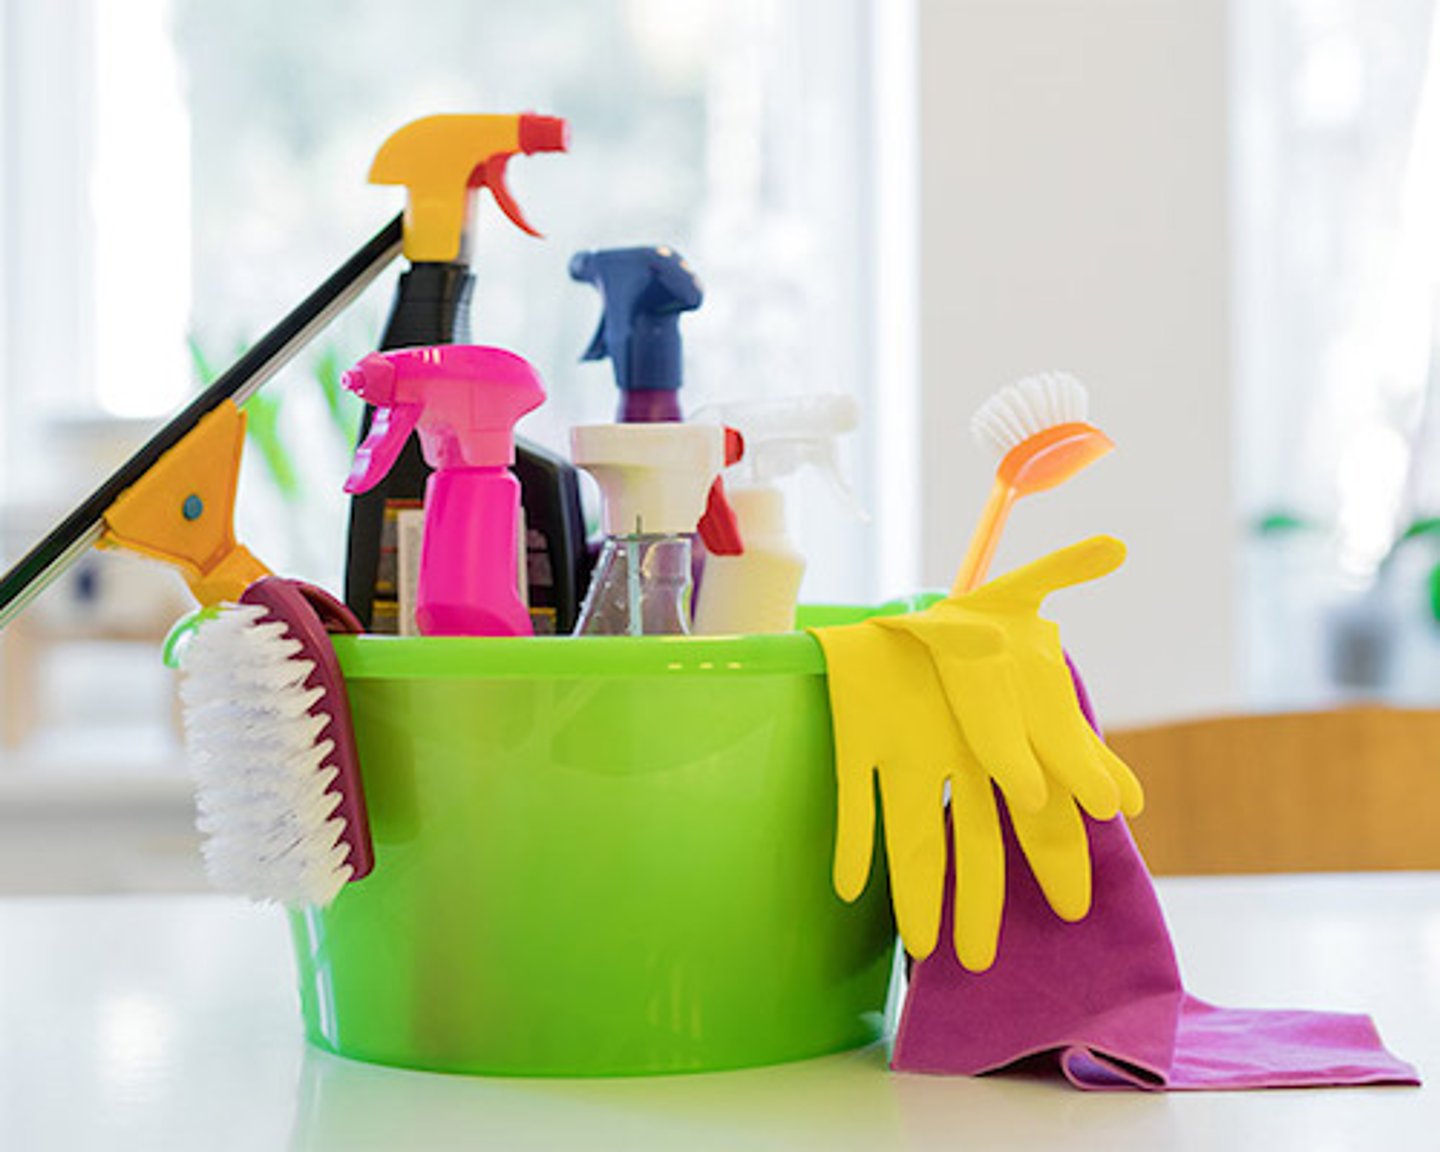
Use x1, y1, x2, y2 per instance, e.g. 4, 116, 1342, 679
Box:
1255, 511, 1440, 624
187, 334, 362, 502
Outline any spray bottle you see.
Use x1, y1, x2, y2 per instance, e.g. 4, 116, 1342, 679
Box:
569, 424, 725, 635
345, 114, 588, 636
570, 246, 702, 423
569, 245, 744, 584
692, 395, 861, 635
342, 346, 544, 637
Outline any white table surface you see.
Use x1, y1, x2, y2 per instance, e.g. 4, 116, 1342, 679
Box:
1, 874, 1436, 1152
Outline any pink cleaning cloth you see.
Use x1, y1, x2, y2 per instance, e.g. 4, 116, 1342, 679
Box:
891, 669, 1420, 1091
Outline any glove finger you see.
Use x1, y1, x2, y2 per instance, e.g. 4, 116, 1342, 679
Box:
1092, 731, 1145, 817
942, 654, 1049, 813
1023, 654, 1122, 820
969, 535, 1126, 613
880, 763, 948, 959
1029, 713, 1121, 821
812, 626, 883, 901
1008, 788, 1092, 922
949, 766, 1005, 973
833, 754, 879, 901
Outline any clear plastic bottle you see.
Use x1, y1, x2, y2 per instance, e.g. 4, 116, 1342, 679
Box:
569, 423, 724, 637
575, 534, 693, 636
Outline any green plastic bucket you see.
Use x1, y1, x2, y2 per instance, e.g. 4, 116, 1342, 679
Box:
287, 607, 897, 1077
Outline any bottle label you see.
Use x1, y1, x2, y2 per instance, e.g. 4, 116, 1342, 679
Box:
369, 498, 423, 635
395, 508, 426, 637
526, 525, 560, 633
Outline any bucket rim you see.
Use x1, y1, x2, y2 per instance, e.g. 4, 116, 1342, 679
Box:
332, 596, 937, 680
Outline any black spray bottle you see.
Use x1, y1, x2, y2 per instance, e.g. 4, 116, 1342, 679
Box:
343, 113, 589, 634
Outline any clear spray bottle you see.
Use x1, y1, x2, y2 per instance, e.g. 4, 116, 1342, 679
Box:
570, 423, 725, 636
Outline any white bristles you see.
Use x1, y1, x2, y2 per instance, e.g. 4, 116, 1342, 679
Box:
970, 371, 1090, 457
177, 604, 354, 907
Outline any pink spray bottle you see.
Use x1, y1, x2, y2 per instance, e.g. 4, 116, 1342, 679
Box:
342, 345, 545, 636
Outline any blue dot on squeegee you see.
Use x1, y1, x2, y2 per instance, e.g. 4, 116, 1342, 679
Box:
182, 494, 204, 521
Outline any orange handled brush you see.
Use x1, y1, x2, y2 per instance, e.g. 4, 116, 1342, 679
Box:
953, 373, 1113, 595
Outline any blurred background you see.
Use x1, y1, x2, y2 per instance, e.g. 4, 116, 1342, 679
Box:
2, 0, 1439, 889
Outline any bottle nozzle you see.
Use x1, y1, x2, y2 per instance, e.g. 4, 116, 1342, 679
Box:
570, 423, 724, 537
570, 247, 703, 418
694, 394, 861, 496
343, 346, 545, 492
341, 354, 397, 407
370, 113, 568, 261
519, 115, 569, 154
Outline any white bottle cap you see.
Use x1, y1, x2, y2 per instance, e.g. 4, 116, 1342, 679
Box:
570, 423, 724, 536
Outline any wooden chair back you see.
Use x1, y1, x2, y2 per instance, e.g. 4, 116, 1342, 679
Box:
1106, 707, 1440, 875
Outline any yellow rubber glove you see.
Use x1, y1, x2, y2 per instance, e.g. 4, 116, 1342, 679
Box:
811, 536, 1144, 971
815, 620, 1010, 970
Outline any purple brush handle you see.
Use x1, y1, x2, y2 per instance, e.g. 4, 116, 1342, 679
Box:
239, 578, 374, 883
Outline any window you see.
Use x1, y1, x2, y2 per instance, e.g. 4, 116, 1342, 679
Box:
1235, 0, 1440, 705
1, 0, 908, 602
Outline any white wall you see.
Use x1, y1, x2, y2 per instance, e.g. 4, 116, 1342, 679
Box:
917, 0, 1235, 726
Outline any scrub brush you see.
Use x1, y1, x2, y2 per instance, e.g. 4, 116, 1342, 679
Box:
954, 372, 1113, 593
174, 577, 374, 907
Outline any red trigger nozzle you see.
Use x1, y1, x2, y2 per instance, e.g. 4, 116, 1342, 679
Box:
698, 428, 746, 556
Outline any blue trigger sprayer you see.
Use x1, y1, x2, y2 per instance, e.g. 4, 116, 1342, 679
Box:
570, 246, 703, 423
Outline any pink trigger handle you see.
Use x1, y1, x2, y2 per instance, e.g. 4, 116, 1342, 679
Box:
345, 404, 423, 494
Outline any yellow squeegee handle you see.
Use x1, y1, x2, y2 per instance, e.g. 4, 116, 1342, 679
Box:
99, 401, 271, 605
0, 214, 404, 630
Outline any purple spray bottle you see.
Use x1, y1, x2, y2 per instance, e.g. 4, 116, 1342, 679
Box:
342, 345, 545, 637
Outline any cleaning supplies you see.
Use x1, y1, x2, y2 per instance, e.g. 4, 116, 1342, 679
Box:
570, 423, 724, 635
174, 577, 372, 907
692, 394, 860, 634
0, 215, 405, 631
570, 246, 703, 423
954, 372, 1114, 593
342, 346, 545, 637
343, 114, 587, 637
809, 537, 1144, 971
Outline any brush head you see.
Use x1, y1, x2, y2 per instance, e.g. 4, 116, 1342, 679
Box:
177, 579, 371, 907
969, 372, 1090, 457
969, 372, 1112, 497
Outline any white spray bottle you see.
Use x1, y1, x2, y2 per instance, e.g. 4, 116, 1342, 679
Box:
692, 395, 860, 635
570, 423, 726, 635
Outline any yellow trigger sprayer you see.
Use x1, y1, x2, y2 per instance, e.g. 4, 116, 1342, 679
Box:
0, 113, 566, 628
344, 114, 586, 636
